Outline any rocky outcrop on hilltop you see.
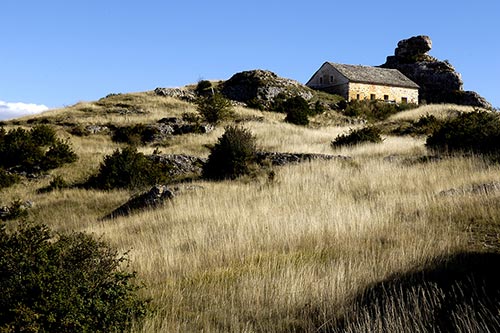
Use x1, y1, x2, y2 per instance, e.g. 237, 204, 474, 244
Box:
220, 70, 314, 109
381, 35, 491, 108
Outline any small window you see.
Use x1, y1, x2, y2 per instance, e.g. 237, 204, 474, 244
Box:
330, 75, 334, 83
370, 94, 376, 100
401, 97, 408, 104
319, 77, 323, 84
356, 94, 360, 100
384, 95, 389, 100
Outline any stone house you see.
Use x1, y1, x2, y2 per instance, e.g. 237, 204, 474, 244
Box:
306, 62, 419, 104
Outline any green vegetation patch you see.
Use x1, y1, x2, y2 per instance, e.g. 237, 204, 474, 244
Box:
332, 126, 383, 147
0, 222, 149, 332
203, 126, 257, 180
426, 111, 500, 156
86, 146, 171, 190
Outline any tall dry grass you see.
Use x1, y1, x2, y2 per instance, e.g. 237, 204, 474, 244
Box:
2, 101, 500, 331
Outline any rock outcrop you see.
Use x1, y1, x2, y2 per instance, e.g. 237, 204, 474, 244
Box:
103, 185, 174, 219
154, 87, 197, 102
147, 154, 207, 179
256, 151, 351, 166
381, 35, 491, 108
103, 184, 203, 219
220, 70, 314, 109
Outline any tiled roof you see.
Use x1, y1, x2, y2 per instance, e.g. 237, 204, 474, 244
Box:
327, 62, 419, 89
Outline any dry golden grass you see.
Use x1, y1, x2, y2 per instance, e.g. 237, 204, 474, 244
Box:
2, 100, 500, 332
388, 103, 486, 122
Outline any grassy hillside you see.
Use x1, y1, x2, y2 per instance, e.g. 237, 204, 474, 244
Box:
1, 92, 499, 332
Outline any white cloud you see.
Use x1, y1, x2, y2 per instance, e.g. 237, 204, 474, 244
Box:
0, 100, 49, 121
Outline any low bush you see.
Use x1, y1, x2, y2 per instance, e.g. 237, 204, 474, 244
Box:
391, 114, 444, 136
111, 124, 159, 145
86, 146, 170, 190
283, 96, 311, 126
0, 222, 149, 332
195, 80, 213, 96
332, 126, 383, 147
196, 93, 234, 124
203, 126, 257, 180
0, 125, 77, 174
0, 169, 20, 190
426, 111, 500, 155
0, 199, 29, 222
37, 175, 68, 194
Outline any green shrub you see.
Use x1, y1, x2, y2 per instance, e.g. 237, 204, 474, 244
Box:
0, 169, 20, 190
0, 222, 149, 332
0, 199, 29, 222
196, 93, 234, 124
86, 146, 170, 190
195, 80, 213, 96
37, 175, 68, 194
112, 124, 159, 145
426, 111, 500, 155
391, 114, 444, 136
283, 96, 311, 126
203, 126, 257, 180
332, 126, 383, 147
0, 125, 77, 173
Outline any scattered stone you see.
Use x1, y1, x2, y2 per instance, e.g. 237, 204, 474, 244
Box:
147, 154, 207, 178
439, 182, 500, 197
256, 151, 351, 166
104, 185, 175, 219
154, 87, 197, 102
381, 35, 491, 108
103, 184, 204, 219
220, 69, 314, 109
157, 117, 215, 135
0, 200, 33, 221
85, 125, 109, 134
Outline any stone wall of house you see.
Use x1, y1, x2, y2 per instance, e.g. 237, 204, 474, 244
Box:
348, 82, 418, 104
307, 63, 348, 90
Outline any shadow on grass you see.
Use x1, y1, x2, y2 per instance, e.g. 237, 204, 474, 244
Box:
329, 252, 500, 332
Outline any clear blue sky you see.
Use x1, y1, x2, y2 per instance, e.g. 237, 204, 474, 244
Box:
1, 0, 499, 119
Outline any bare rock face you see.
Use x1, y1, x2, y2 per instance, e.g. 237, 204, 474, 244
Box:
381, 36, 491, 108
154, 87, 197, 102
394, 35, 433, 61
220, 70, 314, 109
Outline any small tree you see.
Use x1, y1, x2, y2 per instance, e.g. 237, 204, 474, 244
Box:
203, 126, 257, 180
196, 93, 233, 124
0, 222, 149, 332
195, 80, 213, 96
332, 126, 383, 147
283, 96, 311, 126
86, 146, 169, 190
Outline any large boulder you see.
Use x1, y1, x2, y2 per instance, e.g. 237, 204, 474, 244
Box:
220, 69, 314, 109
394, 35, 433, 61
381, 36, 491, 108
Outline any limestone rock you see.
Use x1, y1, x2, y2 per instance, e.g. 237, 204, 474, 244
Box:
157, 117, 214, 135
394, 35, 433, 61
103, 184, 204, 219
147, 154, 207, 179
220, 70, 314, 109
154, 87, 197, 102
256, 151, 351, 166
439, 182, 500, 197
104, 185, 175, 219
381, 35, 491, 108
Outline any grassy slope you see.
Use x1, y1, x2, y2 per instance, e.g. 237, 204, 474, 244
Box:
2, 93, 500, 332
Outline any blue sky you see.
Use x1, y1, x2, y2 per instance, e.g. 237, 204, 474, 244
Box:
1, 0, 499, 119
